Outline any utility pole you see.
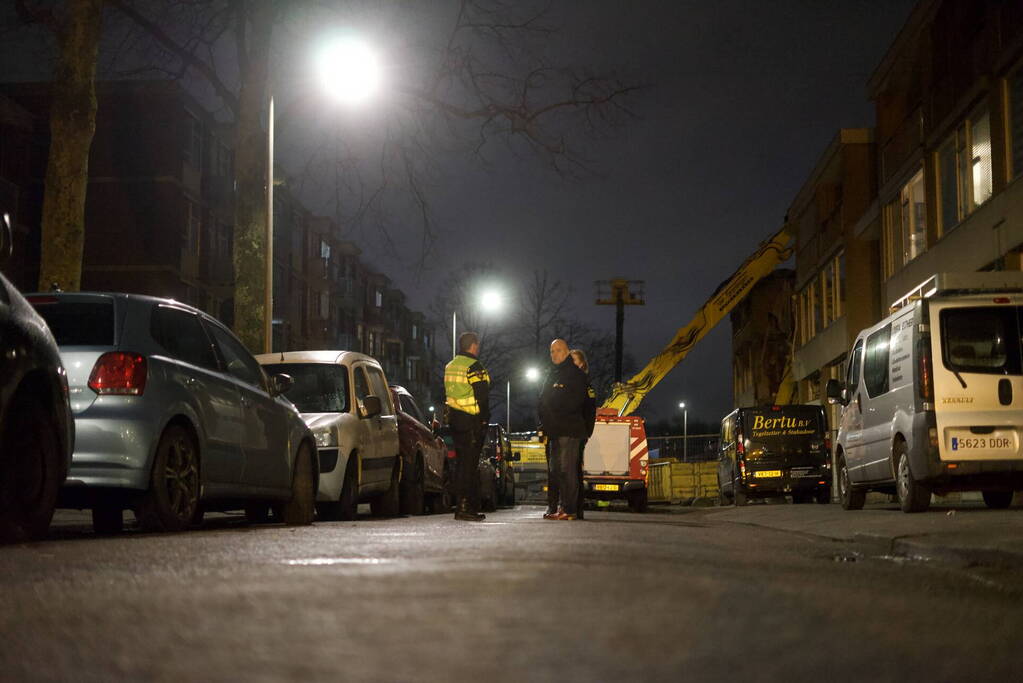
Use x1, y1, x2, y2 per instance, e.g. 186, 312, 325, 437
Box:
595, 279, 645, 382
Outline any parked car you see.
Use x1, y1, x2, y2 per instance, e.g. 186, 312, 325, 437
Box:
0, 213, 73, 542
827, 272, 1023, 513
27, 292, 317, 533
482, 423, 516, 509
716, 404, 831, 505
389, 385, 449, 514
256, 351, 401, 520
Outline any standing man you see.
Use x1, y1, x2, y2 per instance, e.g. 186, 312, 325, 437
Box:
444, 331, 490, 522
538, 338, 590, 520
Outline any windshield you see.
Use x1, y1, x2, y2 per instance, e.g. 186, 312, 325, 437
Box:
940, 306, 1023, 375
263, 363, 349, 413
742, 406, 824, 449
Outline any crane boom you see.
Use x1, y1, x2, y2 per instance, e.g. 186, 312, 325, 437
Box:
601, 224, 795, 416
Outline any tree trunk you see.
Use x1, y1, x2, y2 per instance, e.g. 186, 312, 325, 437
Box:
37, 0, 103, 292
231, 2, 274, 352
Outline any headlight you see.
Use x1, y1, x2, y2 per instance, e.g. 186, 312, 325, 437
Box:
314, 429, 338, 448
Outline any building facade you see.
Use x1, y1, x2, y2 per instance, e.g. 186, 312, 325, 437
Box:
731, 269, 795, 408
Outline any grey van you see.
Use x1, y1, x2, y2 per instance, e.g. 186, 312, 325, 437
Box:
717, 404, 831, 505
827, 272, 1023, 512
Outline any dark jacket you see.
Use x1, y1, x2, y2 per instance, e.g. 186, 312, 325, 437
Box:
538, 358, 589, 438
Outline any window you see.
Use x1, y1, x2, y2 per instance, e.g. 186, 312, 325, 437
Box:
319, 291, 329, 319
365, 367, 394, 415
940, 307, 1022, 376
185, 200, 201, 254
183, 111, 202, 166
30, 301, 114, 346
399, 394, 426, 424
206, 322, 264, 389
882, 169, 926, 279
263, 363, 349, 413
1009, 68, 1023, 178
375, 289, 383, 308
937, 107, 993, 234
862, 326, 891, 397
215, 141, 231, 178
411, 324, 418, 340
846, 340, 863, 391
150, 306, 217, 369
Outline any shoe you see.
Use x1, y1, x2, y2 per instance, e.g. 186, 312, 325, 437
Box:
454, 498, 485, 522
542, 511, 559, 519
554, 512, 577, 520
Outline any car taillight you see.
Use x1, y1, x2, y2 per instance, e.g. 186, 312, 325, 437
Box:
736, 432, 745, 456
495, 445, 503, 461
824, 436, 832, 453
918, 337, 933, 401
88, 352, 147, 395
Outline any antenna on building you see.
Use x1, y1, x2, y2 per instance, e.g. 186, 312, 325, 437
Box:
595, 279, 645, 383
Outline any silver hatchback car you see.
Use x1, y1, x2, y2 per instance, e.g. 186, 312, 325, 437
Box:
27, 293, 317, 533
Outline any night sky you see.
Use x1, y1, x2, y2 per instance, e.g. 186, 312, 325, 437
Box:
333, 0, 918, 426
3, 1, 919, 428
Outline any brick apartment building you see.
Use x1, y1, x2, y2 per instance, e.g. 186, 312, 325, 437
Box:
0, 79, 435, 400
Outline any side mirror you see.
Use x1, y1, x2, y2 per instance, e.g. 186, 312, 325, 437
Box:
270, 373, 293, 397
825, 378, 846, 406
509, 451, 521, 462
361, 395, 382, 418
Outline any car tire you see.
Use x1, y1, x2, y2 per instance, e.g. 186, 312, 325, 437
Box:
505, 475, 516, 507
371, 459, 401, 517
399, 454, 426, 516
838, 453, 866, 511
137, 424, 200, 533
0, 392, 63, 543
92, 505, 124, 534
337, 455, 359, 521
733, 475, 747, 507
895, 441, 930, 513
717, 476, 728, 506
481, 477, 498, 512
627, 488, 648, 513
280, 444, 315, 526
981, 490, 1013, 509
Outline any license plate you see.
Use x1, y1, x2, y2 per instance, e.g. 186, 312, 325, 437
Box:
950, 434, 1015, 452
593, 483, 620, 491
753, 470, 782, 478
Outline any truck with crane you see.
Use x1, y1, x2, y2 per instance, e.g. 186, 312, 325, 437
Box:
581, 225, 796, 511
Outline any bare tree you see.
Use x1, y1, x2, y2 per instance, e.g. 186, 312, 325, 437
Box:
15, 0, 104, 292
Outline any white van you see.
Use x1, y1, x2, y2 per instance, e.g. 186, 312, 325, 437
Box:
827, 272, 1023, 512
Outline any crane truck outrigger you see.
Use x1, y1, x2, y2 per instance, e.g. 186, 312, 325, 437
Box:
582, 225, 795, 511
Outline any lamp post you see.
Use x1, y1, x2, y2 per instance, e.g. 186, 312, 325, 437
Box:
678, 401, 688, 461
262, 36, 381, 352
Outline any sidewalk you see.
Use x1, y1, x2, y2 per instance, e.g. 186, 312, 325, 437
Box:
701, 499, 1023, 567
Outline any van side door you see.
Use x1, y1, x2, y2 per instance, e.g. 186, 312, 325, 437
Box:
860, 325, 895, 481
718, 413, 735, 494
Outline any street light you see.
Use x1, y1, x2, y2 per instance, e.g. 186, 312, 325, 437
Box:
263, 36, 383, 352
679, 401, 688, 461
451, 287, 504, 358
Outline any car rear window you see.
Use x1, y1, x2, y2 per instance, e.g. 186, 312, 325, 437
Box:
30, 300, 114, 346
940, 306, 1023, 375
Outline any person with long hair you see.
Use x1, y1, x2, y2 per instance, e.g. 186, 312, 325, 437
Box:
570, 349, 596, 520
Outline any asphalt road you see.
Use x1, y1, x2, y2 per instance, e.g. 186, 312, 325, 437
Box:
2, 505, 1021, 682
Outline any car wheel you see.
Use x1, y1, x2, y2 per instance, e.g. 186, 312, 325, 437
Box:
481, 477, 498, 512
733, 475, 747, 507
337, 455, 359, 521
92, 505, 124, 534
717, 476, 728, 506
895, 441, 930, 513
627, 488, 648, 513
370, 459, 401, 517
280, 444, 315, 526
399, 454, 426, 516
505, 475, 516, 507
981, 490, 1013, 509
0, 392, 63, 543
838, 453, 866, 510
137, 424, 200, 533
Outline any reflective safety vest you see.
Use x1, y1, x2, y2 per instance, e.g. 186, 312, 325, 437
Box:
444, 354, 489, 415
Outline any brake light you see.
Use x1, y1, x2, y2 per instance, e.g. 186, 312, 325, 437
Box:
88, 352, 147, 395
736, 432, 745, 456
824, 436, 832, 453
993, 297, 1011, 304
918, 338, 933, 401
26, 295, 58, 305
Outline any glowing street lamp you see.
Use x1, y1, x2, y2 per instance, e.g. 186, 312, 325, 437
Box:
679, 401, 688, 461
451, 287, 504, 358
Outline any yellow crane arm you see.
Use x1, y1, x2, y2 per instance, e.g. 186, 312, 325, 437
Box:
601, 224, 795, 416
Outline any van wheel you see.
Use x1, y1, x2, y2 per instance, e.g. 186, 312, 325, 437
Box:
838, 454, 865, 510
733, 476, 747, 507
717, 479, 727, 506
982, 490, 1013, 509
895, 442, 930, 513
371, 459, 401, 517
137, 425, 200, 532
627, 489, 648, 513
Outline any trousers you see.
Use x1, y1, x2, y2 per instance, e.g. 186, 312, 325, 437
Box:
551, 436, 582, 516
452, 424, 483, 511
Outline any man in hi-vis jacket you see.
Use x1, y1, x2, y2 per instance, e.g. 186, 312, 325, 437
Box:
444, 331, 490, 522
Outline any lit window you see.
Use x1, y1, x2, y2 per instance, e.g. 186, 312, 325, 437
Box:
882, 168, 926, 279
937, 107, 992, 234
